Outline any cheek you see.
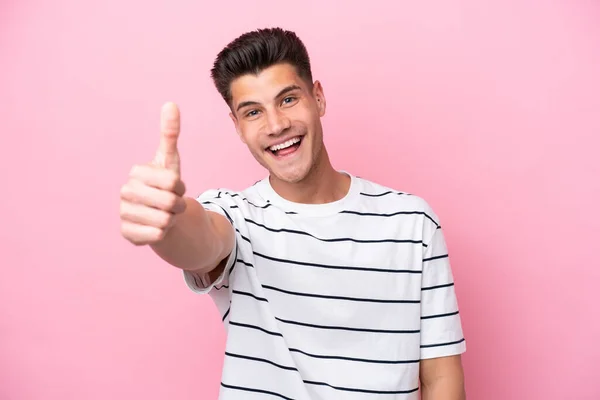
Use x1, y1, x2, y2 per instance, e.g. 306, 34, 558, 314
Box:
240, 129, 263, 150
238, 122, 256, 145
292, 110, 317, 134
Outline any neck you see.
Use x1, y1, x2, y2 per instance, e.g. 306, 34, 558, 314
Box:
269, 148, 350, 204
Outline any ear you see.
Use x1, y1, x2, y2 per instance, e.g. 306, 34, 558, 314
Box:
312, 80, 326, 117
229, 112, 246, 144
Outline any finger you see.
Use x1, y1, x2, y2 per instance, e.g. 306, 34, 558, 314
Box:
155, 102, 181, 172
120, 201, 174, 229
121, 180, 186, 213
121, 221, 165, 245
129, 164, 186, 196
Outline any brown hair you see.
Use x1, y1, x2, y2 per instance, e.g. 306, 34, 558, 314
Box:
210, 27, 313, 105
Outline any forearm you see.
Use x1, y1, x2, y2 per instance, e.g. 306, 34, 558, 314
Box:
420, 354, 466, 400
421, 377, 466, 400
150, 197, 233, 272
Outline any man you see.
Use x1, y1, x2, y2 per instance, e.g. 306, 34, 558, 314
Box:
120, 27, 466, 399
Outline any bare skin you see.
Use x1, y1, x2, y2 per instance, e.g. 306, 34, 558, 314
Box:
119, 103, 234, 274
420, 355, 466, 399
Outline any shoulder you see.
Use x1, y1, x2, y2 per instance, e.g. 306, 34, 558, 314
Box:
355, 176, 440, 224
196, 180, 260, 204
195, 180, 269, 219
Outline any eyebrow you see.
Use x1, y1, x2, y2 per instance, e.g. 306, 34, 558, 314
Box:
236, 84, 302, 112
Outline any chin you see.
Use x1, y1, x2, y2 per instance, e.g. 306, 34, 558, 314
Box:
272, 169, 306, 184
270, 163, 312, 184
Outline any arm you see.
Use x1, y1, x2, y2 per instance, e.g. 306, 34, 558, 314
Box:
150, 197, 235, 273
120, 166, 235, 275
420, 355, 466, 400
120, 102, 234, 277
419, 201, 467, 399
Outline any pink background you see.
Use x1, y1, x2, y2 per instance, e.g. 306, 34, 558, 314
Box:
1, 1, 599, 399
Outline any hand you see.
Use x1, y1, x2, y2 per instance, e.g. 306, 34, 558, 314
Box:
120, 102, 187, 245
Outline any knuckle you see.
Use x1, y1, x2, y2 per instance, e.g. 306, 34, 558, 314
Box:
165, 193, 178, 210
120, 224, 129, 238
131, 237, 146, 246
120, 183, 131, 199
119, 202, 129, 219
180, 199, 187, 213
121, 223, 140, 244
150, 211, 166, 229
153, 227, 167, 242
159, 213, 173, 229
165, 171, 180, 191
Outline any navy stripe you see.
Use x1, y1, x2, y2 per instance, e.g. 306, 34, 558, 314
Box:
254, 251, 422, 274
221, 383, 294, 400
233, 290, 268, 302
245, 218, 422, 245
289, 347, 419, 365
275, 317, 420, 334
426, 214, 440, 227
231, 292, 419, 333
421, 338, 465, 349
224, 354, 419, 395
422, 282, 454, 291
423, 254, 449, 262
262, 284, 420, 304
224, 192, 271, 209
223, 380, 418, 398
237, 259, 254, 268
229, 321, 283, 337
304, 380, 419, 395
222, 307, 230, 322
359, 190, 408, 197
200, 200, 233, 224
226, 246, 239, 277
225, 352, 298, 371
340, 210, 424, 217
229, 323, 421, 364
222, 196, 297, 214
421, 311, 459, 320
340, 210, 437, 227
234, 228, 251, 244
192, 247, 237, 291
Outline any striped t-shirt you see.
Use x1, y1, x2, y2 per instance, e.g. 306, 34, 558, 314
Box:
184, 172, 466, 400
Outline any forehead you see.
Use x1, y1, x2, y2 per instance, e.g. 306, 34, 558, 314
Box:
230, 63, 309, 106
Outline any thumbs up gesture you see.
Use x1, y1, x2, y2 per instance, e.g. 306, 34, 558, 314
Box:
120, 102, 188, 245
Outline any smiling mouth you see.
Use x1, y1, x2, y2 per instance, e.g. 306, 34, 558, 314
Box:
268, 136, 303, 157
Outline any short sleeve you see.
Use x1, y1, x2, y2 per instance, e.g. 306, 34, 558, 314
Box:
181, 189, 239, 295
420, 208, 467, 359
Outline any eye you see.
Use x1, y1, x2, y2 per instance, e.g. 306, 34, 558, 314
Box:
281, 96, 298, 106
245, 109, 260, 118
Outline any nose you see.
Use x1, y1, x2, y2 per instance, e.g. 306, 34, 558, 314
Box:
266, 109, 291, 136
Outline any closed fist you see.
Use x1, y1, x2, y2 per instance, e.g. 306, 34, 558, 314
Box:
120, 102, 187, 245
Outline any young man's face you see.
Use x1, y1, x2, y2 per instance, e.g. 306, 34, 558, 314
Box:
229, 63, 326, 184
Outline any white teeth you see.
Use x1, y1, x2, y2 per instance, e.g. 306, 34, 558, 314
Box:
270, 137, 301, 152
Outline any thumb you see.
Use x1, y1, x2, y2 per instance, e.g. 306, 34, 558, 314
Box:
154, 102, 181, 172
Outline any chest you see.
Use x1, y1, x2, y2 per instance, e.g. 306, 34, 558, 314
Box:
233, 213, 425, 335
